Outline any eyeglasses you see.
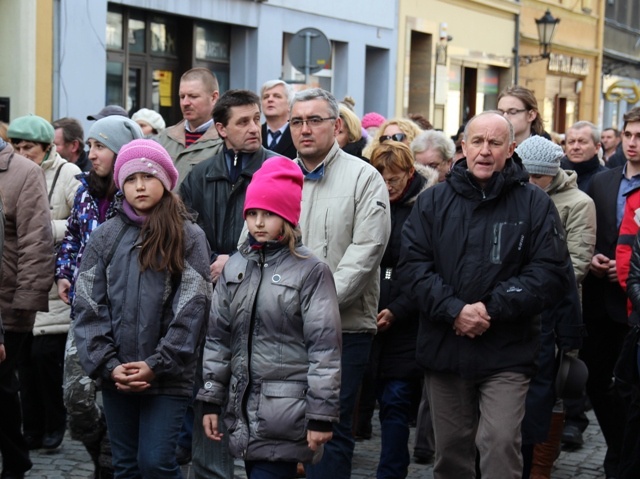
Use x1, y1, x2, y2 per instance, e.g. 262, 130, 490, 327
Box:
383, 173, 409, 187
380, 133, 406, 143
290, 117, 336, 129
498, 108, 527, 117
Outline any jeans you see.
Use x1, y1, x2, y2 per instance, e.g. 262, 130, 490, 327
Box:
0, 331, 32, 474
376, 378, 421, 479
245, 460, 297, 479
102, 390, 188, 479
305, 332, 373, 479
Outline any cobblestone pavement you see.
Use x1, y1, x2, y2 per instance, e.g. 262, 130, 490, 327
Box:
8, 409, 606, 478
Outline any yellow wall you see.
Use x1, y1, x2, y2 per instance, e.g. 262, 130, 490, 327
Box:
36, 0, 53, 120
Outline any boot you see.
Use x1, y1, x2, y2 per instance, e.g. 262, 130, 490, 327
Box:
530, 411, 565, 479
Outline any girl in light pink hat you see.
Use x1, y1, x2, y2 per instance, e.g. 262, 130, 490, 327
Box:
197, 157, 342, 479
73, 139, 212, 478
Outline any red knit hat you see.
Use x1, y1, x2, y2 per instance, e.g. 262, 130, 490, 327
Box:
244, 157, 303, 226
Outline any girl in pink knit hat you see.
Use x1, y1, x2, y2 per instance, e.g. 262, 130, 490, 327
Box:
197, 156, 342, 479
73, 139, 212, 478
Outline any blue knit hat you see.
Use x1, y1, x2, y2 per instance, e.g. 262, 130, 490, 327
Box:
516, 135, 564, 177
87, 116, 143, 155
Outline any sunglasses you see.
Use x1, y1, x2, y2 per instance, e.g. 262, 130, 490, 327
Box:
380, 133, 406, 143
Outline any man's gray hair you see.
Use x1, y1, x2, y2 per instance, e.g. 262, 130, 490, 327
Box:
463, 111, 515, 144
260, 80, 294, 103
290, 88, 339, 119
569, 121, 600, 144
411, 130, 455, 161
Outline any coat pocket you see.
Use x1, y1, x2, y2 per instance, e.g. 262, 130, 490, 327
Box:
256, 380, 307, 441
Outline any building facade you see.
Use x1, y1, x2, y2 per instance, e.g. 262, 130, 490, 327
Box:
601, 0, 640, 129
0, 0, 398, 129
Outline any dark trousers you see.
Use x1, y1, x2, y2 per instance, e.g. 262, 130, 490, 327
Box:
579, 317, 629, 476
18, 333, 67, 438
245, 461, 297, 479
617, 348, 640, 479
0, 331, 32, 473
306, 333, 373, 479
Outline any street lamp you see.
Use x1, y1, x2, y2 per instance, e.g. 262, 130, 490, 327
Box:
519, 10, 560, 66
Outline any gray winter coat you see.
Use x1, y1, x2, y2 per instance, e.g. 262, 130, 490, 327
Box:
197, 240, 342, 463
73, 212, 213, 396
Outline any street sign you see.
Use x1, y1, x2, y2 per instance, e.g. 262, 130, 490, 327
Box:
288, 28, 331, 78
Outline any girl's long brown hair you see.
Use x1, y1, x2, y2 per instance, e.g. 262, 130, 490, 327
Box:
87, 169, 117, 199
138, 189, 187, 274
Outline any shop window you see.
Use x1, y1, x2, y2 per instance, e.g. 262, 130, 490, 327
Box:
106, 10, 123, 50
106, 61, 124, 107
128, 14, 146, 54
150, 16, 177, 57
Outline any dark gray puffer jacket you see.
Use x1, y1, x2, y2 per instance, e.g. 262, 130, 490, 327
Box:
197, 240, 342, 463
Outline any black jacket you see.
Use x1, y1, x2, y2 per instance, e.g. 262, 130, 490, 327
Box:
561, 154, 607, 193
261, 123, 297, 160
582, 166, 628, 324
398, 156, 569, 379
179, 147, 277, 255
375, 166, 436, 379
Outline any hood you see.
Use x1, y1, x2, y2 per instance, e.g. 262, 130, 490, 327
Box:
548, 168, 578, 196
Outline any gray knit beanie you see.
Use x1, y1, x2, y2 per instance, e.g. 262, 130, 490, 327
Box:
516, 135, 563, 177
87, 116, 143, 155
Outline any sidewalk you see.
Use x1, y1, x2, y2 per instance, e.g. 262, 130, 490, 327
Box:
18, 410, 606, 478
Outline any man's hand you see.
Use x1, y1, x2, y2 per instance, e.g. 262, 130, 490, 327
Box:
210, 254, 230, 283
453, 302, 491, 338
607, 258, 618, 283
112, 361, 154, 392
203, 413, 224, 441
376, 309, 395, 332
590, 253, 610, 278
58, 278, 71, 304
307, 430, 332, 451
0, 344, 5, 363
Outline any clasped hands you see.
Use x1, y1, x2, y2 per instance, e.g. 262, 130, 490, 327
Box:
111, 361, 155, 392
454, 302, 491, 338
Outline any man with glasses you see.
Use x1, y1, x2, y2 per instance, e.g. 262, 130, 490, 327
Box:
289, 88, 391, 479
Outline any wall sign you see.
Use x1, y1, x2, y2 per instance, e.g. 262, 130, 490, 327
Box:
548, 54, 589, 76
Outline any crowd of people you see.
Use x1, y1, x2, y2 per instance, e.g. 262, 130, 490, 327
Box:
0, 67, 639, 479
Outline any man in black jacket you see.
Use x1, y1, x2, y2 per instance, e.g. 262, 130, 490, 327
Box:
398, 111, 568, 479
561, 121, 607, 192
260, 80, 297, 159
179, 89, 276, 479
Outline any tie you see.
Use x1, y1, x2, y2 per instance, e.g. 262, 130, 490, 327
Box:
268, 130, 281, 150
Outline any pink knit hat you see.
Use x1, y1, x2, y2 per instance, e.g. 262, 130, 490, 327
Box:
244, 157, 303, 226
361, 112, 386, 130
114, 139, 178, 191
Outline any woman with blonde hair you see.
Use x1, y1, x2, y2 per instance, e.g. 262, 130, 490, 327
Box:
363, 118, 422, 159
337, 104, 367, 160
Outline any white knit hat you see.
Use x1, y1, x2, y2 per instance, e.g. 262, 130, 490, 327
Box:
132, 108, 166, 133
516, 135, 564, 177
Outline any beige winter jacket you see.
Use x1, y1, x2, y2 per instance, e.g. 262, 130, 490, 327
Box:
547, 168, 597, 285
297, 142, 391, 334
34, 148, 81, 336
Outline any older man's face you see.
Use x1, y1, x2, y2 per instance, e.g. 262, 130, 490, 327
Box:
565, 126, 599, 163
462, 114, 515, 187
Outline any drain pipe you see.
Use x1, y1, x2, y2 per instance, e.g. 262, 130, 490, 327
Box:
513, 13, 520, 85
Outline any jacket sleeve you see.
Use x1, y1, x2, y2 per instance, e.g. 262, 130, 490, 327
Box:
333, 168, 391, 309
72, 227, 121, 380
397, 191, 467, 324
13, 166, 54, 311
52, 164, 82, 244
145, 227, 212, 378
56, 189, 83, 282
626, 231, 640, 314
301, 261, 342, 424
484, 191, 570, 321
564, 195, 596, 285
197, 269, 233, 407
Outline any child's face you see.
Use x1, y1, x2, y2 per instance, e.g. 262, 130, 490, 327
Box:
122, 172, 165, 216
88, 139, 116, 177
246, 208, 285, 242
